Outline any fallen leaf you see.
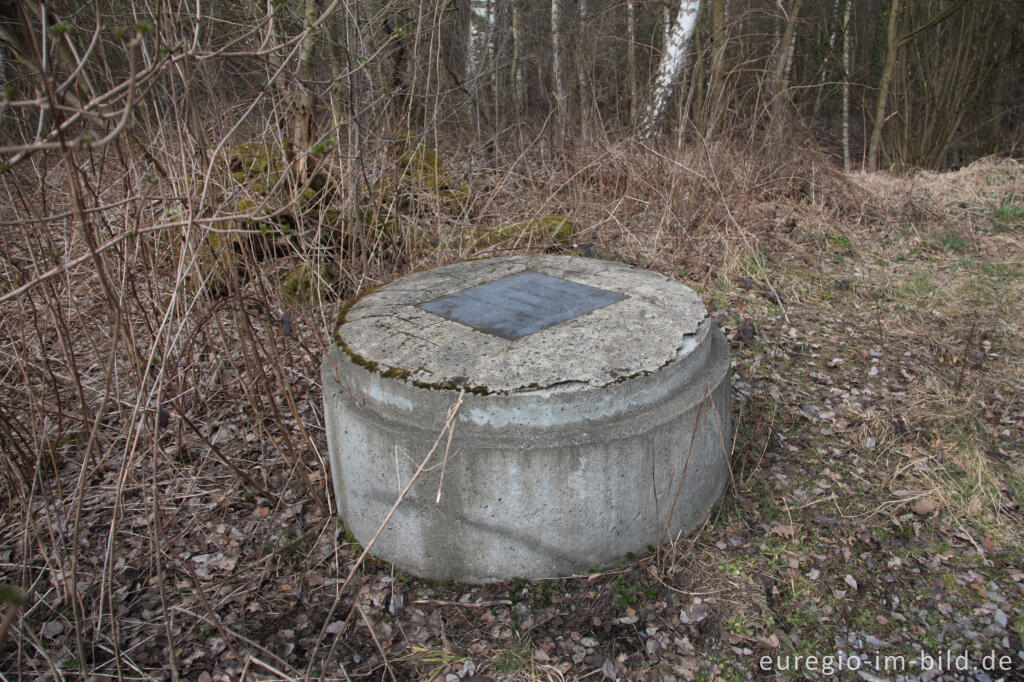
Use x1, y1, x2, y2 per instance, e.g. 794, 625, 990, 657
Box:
844, 574, 858, 591
913, 497, 938, 515
769, 523, 797, 539
736, 320, 756, 346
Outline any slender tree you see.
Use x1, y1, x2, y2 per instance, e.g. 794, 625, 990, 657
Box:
770, 0, 806, 121
706, 0, 726, 137
627, 0, 637, 126
550, 0, 567, 141
643, 0, 702, 136
841, 0, 852, 171
867, 0, 900, 171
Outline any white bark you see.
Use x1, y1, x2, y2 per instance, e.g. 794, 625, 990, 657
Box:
577, 0, 588, 135
627, 0, 637, 124
643, 0, 702, 136
466, 0, 494, 82
511, 0, 523, 111
551, 0, 566, 136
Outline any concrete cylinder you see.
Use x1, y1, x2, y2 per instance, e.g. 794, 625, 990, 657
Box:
322, 255, 731, 582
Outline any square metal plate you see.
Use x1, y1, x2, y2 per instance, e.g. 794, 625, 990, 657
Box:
417, 271, 627, 340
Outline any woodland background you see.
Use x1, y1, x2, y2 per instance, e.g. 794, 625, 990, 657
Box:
1, 0, 1022, 680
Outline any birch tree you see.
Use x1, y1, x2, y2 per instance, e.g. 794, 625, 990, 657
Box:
642, 0, 702, 136
466, 0, 493, 82
627, 0, 637, 125
465, 0, 494, 133
576, 0, 588, 137
510, 0, 523, 115
550, 0, 567, 140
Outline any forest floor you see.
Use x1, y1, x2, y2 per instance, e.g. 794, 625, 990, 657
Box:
1, 153, 1022, 681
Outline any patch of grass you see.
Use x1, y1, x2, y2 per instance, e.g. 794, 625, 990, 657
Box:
937, 231, 970, 254
825, 230, 853, 252
611, 573, 650, 605
402, 646, 466, 681
897, 273, 937, 298
979, 261, 1024, 279
723, 615, 754, 638
993, 198, 1024, 222
490, 638, 533, 674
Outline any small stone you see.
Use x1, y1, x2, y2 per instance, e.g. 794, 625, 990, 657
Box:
41, 621, 63, 639
680, 604, 707, 624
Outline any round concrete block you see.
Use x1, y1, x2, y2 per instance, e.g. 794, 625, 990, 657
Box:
322, 255, 731, 582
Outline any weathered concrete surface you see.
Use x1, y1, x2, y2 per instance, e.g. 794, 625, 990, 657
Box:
338, 255, 707, 393
323, 255, 731, 582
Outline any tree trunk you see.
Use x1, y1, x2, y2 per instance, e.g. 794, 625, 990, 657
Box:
550, 0, 566, 143
292, 0, 319, 185
577, 0, 587, 139
841, 0, 851, 172
770, 0, 806, 122
466, 0, 493, 81
627, 0, 637, 126
510, 0, 522, 117
643, 0, 702, 137
867, 0, 900, 172
706, 0, 726, 138
466, 0, 494, 135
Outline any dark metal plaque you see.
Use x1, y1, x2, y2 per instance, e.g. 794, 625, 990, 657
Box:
417, 271, 627, 340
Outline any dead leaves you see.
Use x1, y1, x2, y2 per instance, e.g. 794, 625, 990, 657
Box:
912, 496, 939, 515
768, 523, 798, 539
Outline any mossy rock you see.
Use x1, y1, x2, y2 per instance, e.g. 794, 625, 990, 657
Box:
281, 263, 334, 304
0, 583, 25, 606
185, 140, 333, 295
228, 141, 290, 177
375, 142, 468, 213
227, 140, 328, 203
474, 215, 577, 249
399, 144, 444, 191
